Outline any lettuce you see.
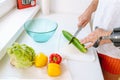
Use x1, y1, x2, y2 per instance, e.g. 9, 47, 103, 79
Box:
7, 43, 36, 68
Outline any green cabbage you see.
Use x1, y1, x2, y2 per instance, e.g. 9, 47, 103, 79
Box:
7, 43, 36, 68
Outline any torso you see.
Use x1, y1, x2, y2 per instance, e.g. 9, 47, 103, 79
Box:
92, 0, 120, 58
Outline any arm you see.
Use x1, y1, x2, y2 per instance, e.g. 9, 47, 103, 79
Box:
100, 27, 120, 47
78, 0, 98, 27
80, 28, 112, 48
84, 0, 98, 14
81, 27, 120, 48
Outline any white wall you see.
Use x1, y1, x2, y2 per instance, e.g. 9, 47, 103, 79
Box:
38, 0, 91, 14
50, 0, 91, 14
0, 0, 16, 18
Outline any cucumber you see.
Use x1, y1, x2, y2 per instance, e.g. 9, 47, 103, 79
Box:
62, 30, 87, 53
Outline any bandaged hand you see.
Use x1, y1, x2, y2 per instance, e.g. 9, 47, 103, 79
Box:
80, 28, 112, 48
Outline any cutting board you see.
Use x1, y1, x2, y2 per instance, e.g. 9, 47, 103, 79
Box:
0, 54, 72, 80
58, 32, 96, 62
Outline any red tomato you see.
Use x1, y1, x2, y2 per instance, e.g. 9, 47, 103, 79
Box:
49, 53, 62, 64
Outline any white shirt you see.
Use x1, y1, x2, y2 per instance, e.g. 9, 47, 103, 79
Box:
93, 0, 120, 58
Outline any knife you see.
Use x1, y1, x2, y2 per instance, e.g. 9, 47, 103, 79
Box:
69, 27, 82, 44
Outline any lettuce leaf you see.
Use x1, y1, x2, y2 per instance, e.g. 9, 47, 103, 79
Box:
7, 43, 35, 68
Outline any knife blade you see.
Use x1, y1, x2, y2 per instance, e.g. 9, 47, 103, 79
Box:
69, 27, 82, 44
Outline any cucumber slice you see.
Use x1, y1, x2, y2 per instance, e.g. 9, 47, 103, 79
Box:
62, 30, 87, 53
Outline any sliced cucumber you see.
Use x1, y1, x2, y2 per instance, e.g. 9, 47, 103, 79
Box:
62, 30, 87, 53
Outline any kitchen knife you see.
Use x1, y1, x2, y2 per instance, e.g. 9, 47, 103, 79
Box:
69, 27, 82, 44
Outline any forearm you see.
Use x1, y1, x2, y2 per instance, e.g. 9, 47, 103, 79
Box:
78, 0, 99, 27
100, 28, 120, 47
85, 0, 98, 14
100, 30, 112, 45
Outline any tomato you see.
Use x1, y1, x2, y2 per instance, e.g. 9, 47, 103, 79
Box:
49, 53, 62, 64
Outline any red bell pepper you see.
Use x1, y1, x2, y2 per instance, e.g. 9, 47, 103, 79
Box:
49, 53, 62, 64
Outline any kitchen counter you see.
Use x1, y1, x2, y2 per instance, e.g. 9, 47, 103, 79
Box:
34, 13, 104, 80
0, 13, 104, 80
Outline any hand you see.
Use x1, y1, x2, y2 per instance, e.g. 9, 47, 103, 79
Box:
77, 0, 98, 28
80, 28, 112, 48
78, 11, 92, 28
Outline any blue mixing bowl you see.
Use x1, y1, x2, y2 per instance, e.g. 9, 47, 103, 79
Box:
24, 18, 58, 43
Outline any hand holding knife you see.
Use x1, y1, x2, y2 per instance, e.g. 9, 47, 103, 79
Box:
69, 27, 82, 44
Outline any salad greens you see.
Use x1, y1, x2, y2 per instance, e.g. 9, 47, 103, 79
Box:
7, 43, 35, 68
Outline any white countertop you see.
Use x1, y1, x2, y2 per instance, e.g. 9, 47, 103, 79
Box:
0, 13, 104, 80
34, 13, 104, 80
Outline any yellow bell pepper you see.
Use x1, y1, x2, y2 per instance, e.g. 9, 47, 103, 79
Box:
47, 63, 61, 77
34, 52, 48, 67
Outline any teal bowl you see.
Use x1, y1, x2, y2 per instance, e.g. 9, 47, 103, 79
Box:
24, 19, 58, 43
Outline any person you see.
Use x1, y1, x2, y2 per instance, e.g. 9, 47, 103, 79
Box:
78, 0, 120, 80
